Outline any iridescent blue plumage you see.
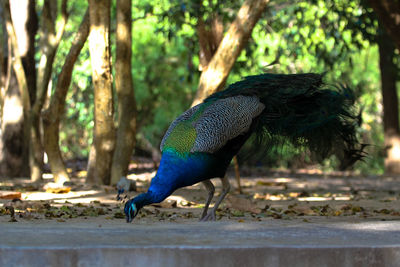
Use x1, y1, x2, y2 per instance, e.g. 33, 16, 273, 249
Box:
125, 73, 364, 222
125, 148, 234, 222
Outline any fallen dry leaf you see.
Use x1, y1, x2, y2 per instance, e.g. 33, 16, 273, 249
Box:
226, 195, 262, 214
0, 191, 21, 199
152, 199, 177, 209
45, 187, 71, 194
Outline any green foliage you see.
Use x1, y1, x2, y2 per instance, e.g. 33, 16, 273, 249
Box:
229, 0, 384, 173
51, 0, 92, 158
130, 10, 199, 146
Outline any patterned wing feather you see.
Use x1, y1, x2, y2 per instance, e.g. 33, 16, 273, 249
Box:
161, 95, 264, 154
160, 105, 201, 152
192, 95, 264, 153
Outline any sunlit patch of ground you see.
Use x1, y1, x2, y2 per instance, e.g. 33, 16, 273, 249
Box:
1, 168, 400, 224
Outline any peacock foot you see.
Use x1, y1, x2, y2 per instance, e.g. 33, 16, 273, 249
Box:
199, 211, 216, 221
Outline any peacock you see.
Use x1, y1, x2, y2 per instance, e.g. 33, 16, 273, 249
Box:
125, 73, 364, 222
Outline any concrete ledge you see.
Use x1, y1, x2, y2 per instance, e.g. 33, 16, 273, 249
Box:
1, 221, 400, 267
2, 246, 400, 267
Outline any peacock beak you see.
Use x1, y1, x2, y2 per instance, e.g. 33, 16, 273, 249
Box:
124, 200, 138, 223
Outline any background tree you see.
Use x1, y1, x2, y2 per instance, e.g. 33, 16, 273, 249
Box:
368, 0, 400, 50
192, 0, 269, 105
0, 0, 37, 178
377, 29, 400, 174
1, 0, 68, 181
30, 0, 68, 181
42, 10, 90, 184
86, 0, 115, 185
1, 0, 33, 179
110, 0, 138, 185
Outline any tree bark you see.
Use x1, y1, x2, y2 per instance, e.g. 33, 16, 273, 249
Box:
0, 71, 25, 177
9, 0, 37, 105
43, 10, 90, 184
378, 30, 400, 174
197, 15, 224, 71
2, 0, 32, 178
0, 7, 26, 178
87, 0, 115, 185
191, 0, 269, 106
36, 0, 68, 113
9, 1, 38, 179
110, 0, 137, 185
1, 0, 37, 178
28, 0, 69, 182
369, 0, 400, 51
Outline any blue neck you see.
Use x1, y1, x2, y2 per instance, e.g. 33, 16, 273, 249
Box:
134, 149, 216, 208
132, 191, 160, 210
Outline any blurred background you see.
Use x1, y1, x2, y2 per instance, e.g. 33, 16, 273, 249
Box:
0, 0, 399, 185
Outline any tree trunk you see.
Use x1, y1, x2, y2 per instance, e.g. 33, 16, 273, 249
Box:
0, 0, 37, 178
369, 0, 400, 51
10, 0, 38, 180
43, 10, 90, 184
378, 30, 400, 174
2, 0, 32, 179
110, 0, 137, 185
9, 0, 37, 105
197, 15, 224, 71
87, 0, 115, 185
29, 0, 69, 183
192, 0, 268, 191
191, 0, 269, 106
0, 71, 25, 177
0, 8, 26, 178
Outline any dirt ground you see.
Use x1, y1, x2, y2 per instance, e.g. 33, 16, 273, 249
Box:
2, 166, 400, 225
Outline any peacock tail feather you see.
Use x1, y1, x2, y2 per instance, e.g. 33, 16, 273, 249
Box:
206, 73, 362, 161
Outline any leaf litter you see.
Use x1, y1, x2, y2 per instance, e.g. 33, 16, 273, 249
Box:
2, 172, 400, 223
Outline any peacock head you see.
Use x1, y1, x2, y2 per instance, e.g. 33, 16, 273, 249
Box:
124, 193, 150, 222
124, 198, 140, 222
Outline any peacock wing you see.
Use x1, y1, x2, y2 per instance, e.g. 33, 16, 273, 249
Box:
191, 95, 265, 153
160, 104, 201, 153
161, 95, 265, 154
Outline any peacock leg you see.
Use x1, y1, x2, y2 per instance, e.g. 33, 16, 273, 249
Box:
200, 180, 215, 220
200, 176, 231, 221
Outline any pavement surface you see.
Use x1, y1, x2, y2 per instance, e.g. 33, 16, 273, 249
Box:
2, 173, 400, 266
1, 220, 400, 267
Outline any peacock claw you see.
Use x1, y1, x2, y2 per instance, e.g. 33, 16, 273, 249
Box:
199, 212, 216, 222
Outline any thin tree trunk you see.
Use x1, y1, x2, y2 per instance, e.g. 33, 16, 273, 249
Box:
110, 0, 137, 185
2, 2, 32, 177
10, 0, 37, 179
87, 0, 115, 185
9, 0, 37, 105
193, 0, 268, 190
192, 0, 269, 106
29, 0, 69, 182
0, 9, 26, 178
369, 0, 400, 51
197, 15, 224, 71
43, 10, 90, 184
378, 30, 400, 174
0, 71, 24, 177
1, 0, 37, 178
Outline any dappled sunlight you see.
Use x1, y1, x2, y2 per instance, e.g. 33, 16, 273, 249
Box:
2, 172, 400, 223
166, 195, 196, 207
2, 94, 23, 124
127, 171, 156, 182
22, 190, 101, 202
